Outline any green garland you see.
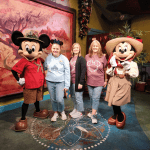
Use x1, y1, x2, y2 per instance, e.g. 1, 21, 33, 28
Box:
78, 0, 93, 39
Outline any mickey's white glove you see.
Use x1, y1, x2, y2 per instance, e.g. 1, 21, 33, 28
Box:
109, 55, 117, 67
121, 61, 131, 70
17, 78, 25, 86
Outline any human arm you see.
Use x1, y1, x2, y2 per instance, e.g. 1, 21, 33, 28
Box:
43, 56, 48, 71
103, 67, 108, 88
84, 55, 88, 81
103, 56, 108, 87
78, 57, 86, 89
64, 57, 70, 91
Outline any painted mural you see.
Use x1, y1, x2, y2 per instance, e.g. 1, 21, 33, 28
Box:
0, 0, 74, 97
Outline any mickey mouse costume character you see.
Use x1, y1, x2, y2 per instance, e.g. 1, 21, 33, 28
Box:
105, 36, 143, 129
11, 30, 50, 131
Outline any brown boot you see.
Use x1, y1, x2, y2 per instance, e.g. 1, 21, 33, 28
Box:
33, 109, 49, 119
15, 118, 27, 131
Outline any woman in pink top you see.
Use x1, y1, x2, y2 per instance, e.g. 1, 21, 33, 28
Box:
69, 43, 86, 118
85, 40, 107, 124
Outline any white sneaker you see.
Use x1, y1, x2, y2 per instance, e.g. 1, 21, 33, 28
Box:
91, 115, 97, 124
51, 112, 59, 122
69, 109, 77, 116
71, 111, 83, 119
87, 112, 97, 118
61, 111, 67, 120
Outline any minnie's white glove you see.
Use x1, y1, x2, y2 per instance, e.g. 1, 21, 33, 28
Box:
17, 78, 25, 86
106, 67, 114, 76
121, 61, 131, 70
109, 55, 117, 67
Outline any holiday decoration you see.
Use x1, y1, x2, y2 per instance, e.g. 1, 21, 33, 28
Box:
78, 0, 93, 39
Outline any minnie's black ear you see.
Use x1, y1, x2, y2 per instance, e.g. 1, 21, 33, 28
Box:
39, 34, 50, 48
50, 39, 63, 45
11, 31, 24, 46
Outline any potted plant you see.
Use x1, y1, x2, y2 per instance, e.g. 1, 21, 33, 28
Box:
133, 50, 149, 91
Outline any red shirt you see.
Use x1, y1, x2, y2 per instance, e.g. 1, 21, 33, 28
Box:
12, 58, 45, 89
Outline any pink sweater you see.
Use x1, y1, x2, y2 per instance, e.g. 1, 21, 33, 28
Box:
85, 54, 107, 86
70, 56, 78, 83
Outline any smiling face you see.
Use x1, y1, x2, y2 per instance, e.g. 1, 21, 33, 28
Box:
113, 42, 135, 61
92, 41, 99, 53
72, 43, 80, 56
51, 43, 61, 57
18, 40, 42, 60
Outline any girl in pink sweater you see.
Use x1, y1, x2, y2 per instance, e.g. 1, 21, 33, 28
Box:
85, 40, 107, 123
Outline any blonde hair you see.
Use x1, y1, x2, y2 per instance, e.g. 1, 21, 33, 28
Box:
71, 43, 81, 57
89, 40, 103, 58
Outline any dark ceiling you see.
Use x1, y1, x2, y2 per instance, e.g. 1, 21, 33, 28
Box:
106, 0, 150, 15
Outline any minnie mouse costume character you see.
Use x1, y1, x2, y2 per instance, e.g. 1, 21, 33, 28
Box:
11, 30, 50, 131
105, 36, 143, 129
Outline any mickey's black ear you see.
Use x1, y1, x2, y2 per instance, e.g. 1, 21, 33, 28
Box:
11, 31, 24, 46
39, 34, 50, 48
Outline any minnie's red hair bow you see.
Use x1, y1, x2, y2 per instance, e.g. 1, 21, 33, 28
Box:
127, 36, 143, 43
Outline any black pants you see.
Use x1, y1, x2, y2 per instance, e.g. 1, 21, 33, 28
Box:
112, 105, 124, 122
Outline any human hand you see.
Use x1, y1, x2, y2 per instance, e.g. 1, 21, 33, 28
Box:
63, 88, 68, 92
103, 81, 107, 88
45, 70, 48, 75
17, 78, 25, 86
78, 84, 83, 89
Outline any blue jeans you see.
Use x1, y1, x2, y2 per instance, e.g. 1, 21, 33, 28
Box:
87, 85, 103, 111
70, 83, 84, 112
46, 81, 65, 112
